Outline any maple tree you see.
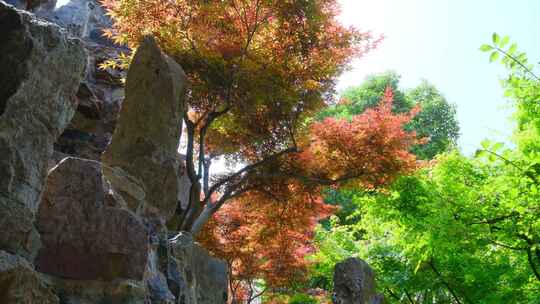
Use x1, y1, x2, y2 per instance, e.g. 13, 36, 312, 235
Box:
198, 89, 421, 302
101, 0, 411, 234
100, 1, 423, 300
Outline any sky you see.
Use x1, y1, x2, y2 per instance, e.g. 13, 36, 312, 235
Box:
336, 0, 540, 155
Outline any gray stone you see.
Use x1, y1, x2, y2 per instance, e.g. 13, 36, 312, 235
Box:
102, 36, 187, 223
0, 250, 59, 303
36, 157, 149, 281
168, 233, 228, 304
38, 0, 113, 44
48, 277, 147, 304
33, 0, 128, 163
0, 0, 86, 257
3, 0, 55, 11
333, 258, 384, 304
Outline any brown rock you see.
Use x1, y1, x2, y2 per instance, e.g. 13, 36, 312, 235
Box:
0, 250, 59, 304
102, 36, 187, 222
36, 157, 149, 281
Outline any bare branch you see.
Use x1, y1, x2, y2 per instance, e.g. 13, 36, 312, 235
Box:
204, 147, 299, 204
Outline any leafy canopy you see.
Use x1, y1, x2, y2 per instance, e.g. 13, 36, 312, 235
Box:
307, 35, 540, 304
101, 1, 422, 301
318, 71, 460, 160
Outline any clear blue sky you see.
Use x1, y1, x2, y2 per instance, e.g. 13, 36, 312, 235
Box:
337, 0, 540, 155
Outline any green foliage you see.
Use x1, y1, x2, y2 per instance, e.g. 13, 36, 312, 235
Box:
306, 36, 540, 304
288, 293, 319, 304
317, 71, 410, 120
406, 81, 460, 159
317, 71, 460, 159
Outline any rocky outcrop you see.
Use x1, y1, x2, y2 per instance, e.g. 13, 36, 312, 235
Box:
333, 258, 384, 304
102, 36, 187, 222
0, 251, 59, 303
0, 0, 86, 258
36, 157, 148, 281
0, 2, 228, 302
22, 0, 128, 162
166, 233, 229, 304
32, 35, 227, 304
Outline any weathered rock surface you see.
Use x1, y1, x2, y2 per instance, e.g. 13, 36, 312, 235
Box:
26, 0, 128, 162
39, 0, 112, 44
333, 258, 384, 304
102, 36, 187, 222
36, 157, 149, 281
0, 1, 228, 301
47, 277, 147, 304
0, 250, 59, 303
0, 0, 86, 257
3, 0, 54, 11
166, 233, 229, 304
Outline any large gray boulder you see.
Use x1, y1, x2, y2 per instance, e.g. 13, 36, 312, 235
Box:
36, 157, 149, 281
333, 258, 384, 304
102, 36, 187, 223
0, 250, 59, 303
0, 0, 86, 258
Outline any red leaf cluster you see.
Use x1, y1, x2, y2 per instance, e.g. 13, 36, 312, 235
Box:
296, 87, 421, 188
198, 88, 420, 301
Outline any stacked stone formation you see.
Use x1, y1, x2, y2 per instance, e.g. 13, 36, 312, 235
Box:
0, 1, 228, 303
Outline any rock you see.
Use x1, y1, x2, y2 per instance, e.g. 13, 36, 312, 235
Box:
102, 36, 187, 223
28, 0, 129, 163
168, 233, 229, 304
3, 0, 55, 11
38, 0, 113, 44
36, 157, 149, 281
0, 0, 86, 257
0, 250, 59, 303
49, 277, 147, 304
146, 245, 176, 304
333, 258, 384, 304
54, 43, 126, 161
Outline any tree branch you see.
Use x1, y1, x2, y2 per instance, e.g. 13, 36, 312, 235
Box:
495, 47, 540, 81
526, 248, 540, 282
428, 260, 464, 304
404, 290, 416, 304
183, 113, 198, 182
204, 146, 299, 204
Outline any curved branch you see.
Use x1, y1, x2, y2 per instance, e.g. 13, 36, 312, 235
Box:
526, 248, 540, 282
204, 147, 298, 203
428, 260, 464, 304
495, 47, 540, 81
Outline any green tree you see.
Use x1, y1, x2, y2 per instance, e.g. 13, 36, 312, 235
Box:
318, 71, 459, 160
407, 80, 460, 159
307, 36, 540, 303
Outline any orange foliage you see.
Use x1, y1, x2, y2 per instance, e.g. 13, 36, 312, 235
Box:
101, 0, 381, 158
296, 87, 422, 188
198, 88, 420, 302
101, 1, 418, 300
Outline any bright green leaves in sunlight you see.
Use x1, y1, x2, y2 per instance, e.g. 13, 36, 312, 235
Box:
305, 35, 540, 304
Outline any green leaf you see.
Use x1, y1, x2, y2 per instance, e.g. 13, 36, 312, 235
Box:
492, 33, 500, 44
500, 36, 510, 48
475, 149, 487, 158
508, 43, 518, 55
480, 44, 494, 52
490, 51, 500, 62
492, 142, 504, 152
480, 139, 491, 149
